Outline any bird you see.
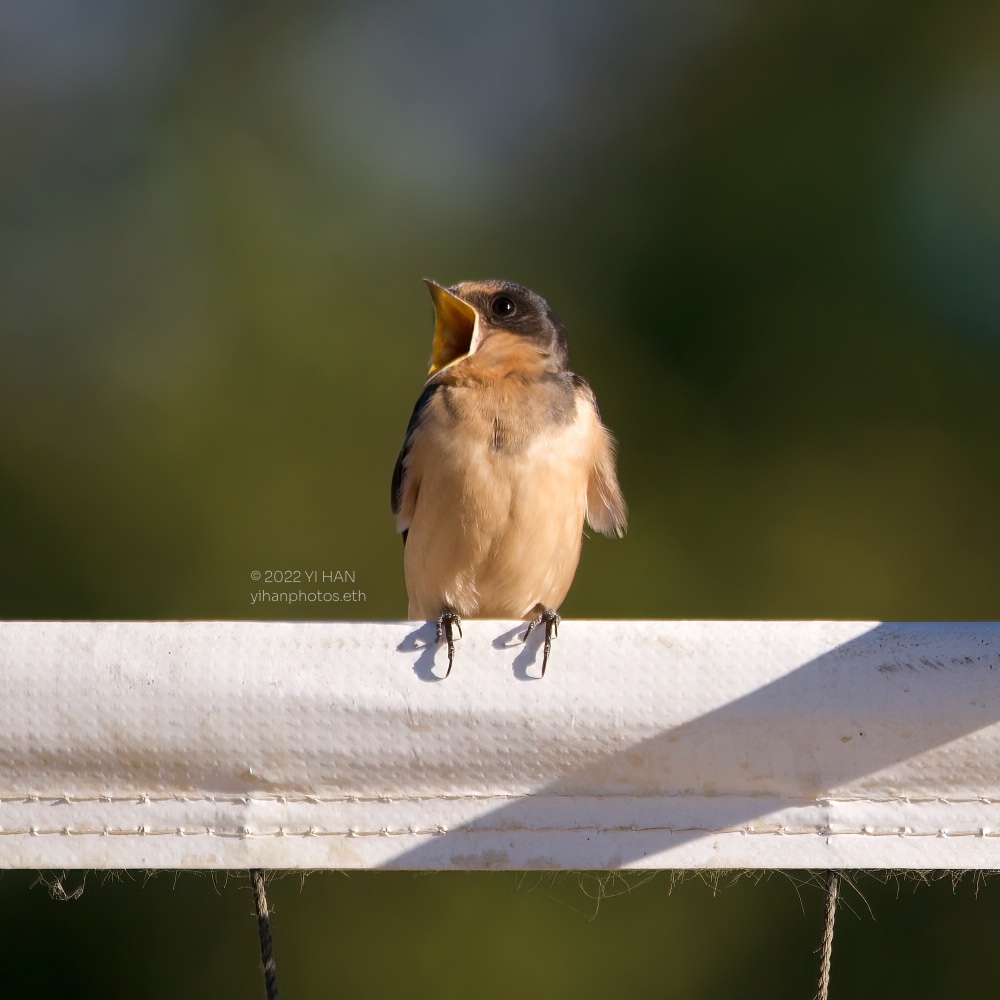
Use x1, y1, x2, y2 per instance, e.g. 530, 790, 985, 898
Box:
391, 279, 627, 676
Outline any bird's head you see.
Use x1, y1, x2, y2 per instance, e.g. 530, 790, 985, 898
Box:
424, 278, 569, 375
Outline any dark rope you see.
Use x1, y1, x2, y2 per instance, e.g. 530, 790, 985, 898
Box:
250, 869, 281, 1000
815, 870, 840, 1000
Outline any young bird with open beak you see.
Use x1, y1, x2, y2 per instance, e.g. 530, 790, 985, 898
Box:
391, 279, 627, 676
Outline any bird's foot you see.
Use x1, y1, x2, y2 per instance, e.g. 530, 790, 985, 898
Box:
435, 608, 462, 677
522, 605, 561, 676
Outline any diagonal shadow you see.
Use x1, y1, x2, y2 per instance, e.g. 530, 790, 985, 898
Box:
386, 622, 1000, 867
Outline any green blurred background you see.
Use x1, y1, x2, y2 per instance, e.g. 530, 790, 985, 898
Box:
2, 0, 999, 996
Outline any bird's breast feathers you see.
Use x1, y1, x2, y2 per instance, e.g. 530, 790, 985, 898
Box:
395, 360, 626, 618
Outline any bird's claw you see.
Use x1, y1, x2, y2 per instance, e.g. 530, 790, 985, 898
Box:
522, 606, 561, 676
435, 609, 462, 677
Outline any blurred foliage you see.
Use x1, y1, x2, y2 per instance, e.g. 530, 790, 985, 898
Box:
4, 869, 1000, 999
2, 0, 1000, 996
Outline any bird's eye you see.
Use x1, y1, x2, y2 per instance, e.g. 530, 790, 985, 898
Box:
490, 295, 516, 319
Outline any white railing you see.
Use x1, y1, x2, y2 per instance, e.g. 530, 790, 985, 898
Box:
1, 620, 998, 869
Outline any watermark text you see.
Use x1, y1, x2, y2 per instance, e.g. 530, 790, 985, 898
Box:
250, 569, 357, 584
250, 589, 366, 605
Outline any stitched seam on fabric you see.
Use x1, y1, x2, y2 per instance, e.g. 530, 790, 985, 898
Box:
3, 794, 999, 806
0, 825, 995, 838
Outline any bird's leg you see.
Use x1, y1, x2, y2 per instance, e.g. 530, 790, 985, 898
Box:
523, 605, 561, 676
435, 607, 462, 677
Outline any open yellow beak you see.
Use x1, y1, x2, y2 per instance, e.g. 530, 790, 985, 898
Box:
425, 279, 478, 374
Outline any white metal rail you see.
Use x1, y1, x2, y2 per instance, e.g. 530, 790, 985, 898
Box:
0, 620, 998, 869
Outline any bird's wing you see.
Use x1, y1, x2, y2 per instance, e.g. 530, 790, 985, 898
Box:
391, 382, 441, 540
573, 377, 628, 538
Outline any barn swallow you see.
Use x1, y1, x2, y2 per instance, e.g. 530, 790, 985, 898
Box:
391, 279, 627, 676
